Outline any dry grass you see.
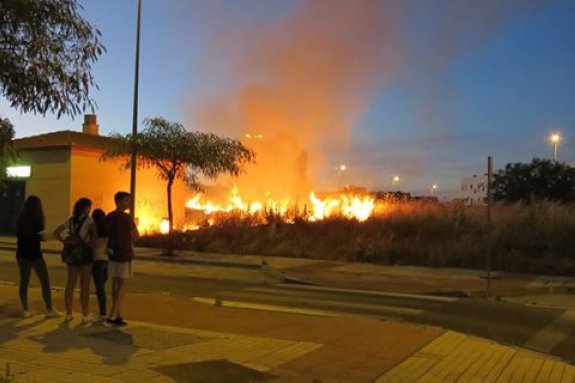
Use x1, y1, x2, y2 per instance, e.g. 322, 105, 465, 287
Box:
137, 202, 575, 275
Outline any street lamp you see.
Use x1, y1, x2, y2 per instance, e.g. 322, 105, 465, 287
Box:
391, 175, 400, 188
549, 132, 562, 162
335, 164, 347, 189
430, 184, 438, 195
129, 0, 142, 218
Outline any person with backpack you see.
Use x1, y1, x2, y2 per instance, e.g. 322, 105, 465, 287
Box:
53, 198, 97, 322
91, 209, 109, 320
15, 195, 60, 319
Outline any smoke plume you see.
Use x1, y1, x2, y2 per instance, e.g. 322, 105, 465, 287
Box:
185, 0, 541, 196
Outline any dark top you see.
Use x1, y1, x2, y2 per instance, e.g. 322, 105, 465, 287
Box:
106, 211, 136, 262
16, 221, 44, 260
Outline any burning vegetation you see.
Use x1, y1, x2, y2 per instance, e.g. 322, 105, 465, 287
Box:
184, 184, 377, 230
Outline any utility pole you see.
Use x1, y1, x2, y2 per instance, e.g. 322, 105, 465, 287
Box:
130, 0, 142, 218
486, 155, 493, 291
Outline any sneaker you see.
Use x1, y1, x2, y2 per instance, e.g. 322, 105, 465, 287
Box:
22, 310, 33, 319
45, 310, 61, 319
105, 317, 127, 327
81, 314, 95, 324
65, 314, 74, 322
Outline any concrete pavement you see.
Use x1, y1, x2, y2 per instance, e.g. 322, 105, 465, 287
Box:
0, 283, 573, 382
2, 236, 575, 381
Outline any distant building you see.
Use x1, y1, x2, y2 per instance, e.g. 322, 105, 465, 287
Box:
459, 174, 487, 205
0, 115, 189, 234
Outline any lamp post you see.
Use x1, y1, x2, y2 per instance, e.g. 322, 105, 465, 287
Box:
129, 0, 142, 218
549, 132, 561, 162
391, 175, 400, 189
430, 184, 438, 195
335, 164, 347, 189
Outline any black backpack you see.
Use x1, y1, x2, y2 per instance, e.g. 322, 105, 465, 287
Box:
61, 216, 93, 265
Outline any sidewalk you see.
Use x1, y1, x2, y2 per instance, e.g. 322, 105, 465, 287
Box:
0, 284, 574, 382
2, 236, 574, 298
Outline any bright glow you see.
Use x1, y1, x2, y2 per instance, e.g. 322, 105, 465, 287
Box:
393, 175, 400, 182
245, 133, 264, 139
432, 184, 438, 190
550, 133, 561, 144
160, 219, 170, 234
335, 164, 347, 171
6, 166, 31, 178
186, 185, 375, 224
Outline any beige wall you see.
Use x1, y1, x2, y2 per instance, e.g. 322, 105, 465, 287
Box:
70, 147, 189, 234
18, 149, 71, 233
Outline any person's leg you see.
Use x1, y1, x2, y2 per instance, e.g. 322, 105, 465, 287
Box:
92, 261, 107, 316
64, 265, 79, 318
79, 264, 93, 316
16, 258, 32, 312
108, 277, 125, 319
30, 258, 54, 311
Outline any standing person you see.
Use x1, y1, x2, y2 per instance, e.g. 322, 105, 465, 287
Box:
53, 198, 97, 322
105, 191, 138, 327
91, 209, 108, 321
15, 195, 60, 319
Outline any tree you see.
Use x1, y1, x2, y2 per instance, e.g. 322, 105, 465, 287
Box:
102, 117, 255, 253
493, 158, 575, 203
0, 0, 105, 118
0, 118, 16, 184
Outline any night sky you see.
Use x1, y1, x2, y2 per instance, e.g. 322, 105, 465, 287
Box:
2, 0, 574, 197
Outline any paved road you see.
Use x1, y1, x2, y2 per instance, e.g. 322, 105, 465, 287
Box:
1, 250, 574, 365
204, 283, 574, 361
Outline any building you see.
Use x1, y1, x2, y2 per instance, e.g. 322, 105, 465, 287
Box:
0, 115, 189, 234
459, 174, 487, 205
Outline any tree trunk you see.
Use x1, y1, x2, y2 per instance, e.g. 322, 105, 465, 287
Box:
167, 176, 174, 256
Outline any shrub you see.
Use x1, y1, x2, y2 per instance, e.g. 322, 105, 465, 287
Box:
136, 202, 575, 275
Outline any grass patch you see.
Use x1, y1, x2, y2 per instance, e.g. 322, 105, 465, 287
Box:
137, 202, 575, 275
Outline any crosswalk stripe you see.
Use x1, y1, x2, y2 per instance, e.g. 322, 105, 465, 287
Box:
523, 310, 575, 353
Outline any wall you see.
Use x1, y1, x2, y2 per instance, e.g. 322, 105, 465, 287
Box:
16, 148, 71, 232
460, 175, 487, 205
70, 147, 189, 233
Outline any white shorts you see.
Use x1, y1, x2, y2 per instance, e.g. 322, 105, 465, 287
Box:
108, 260, 133, 279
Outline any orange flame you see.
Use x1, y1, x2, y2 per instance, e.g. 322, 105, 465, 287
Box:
185, 185, 375, 226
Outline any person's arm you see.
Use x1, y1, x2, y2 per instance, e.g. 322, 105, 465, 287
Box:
131, 219, 140, 241
88, 222, 98, 247
53, 221, 68, 243
36, 222, 47, 242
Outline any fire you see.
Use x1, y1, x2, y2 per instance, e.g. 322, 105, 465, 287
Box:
160, 218, 170, 234
185, 185, 375, 227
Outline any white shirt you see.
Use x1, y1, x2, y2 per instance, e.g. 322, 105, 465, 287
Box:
92, 237, 109, 261
62, 215, 94, 243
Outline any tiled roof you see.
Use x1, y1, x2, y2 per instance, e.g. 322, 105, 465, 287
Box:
14, 130, 114, 150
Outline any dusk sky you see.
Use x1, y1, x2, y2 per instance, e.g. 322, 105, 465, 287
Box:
2, 0, 574, 197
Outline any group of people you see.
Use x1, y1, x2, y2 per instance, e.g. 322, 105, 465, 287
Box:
15, 191, 138, 327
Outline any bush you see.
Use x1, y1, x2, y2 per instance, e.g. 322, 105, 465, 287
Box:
136, 202, 575, 275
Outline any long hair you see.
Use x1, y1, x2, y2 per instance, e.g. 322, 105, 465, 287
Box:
91, 208, 107, 238
72, 198, 92, 224
16, 195, 45, 233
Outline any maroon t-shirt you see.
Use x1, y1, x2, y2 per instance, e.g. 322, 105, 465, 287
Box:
106, 211, 136, 262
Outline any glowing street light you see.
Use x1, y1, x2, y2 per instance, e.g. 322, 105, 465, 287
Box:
245, 133, 264, 140
335, 164, 347, 188
391, 175, 400, 188
431, 184, 438, 194
549, 132, 562, 161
